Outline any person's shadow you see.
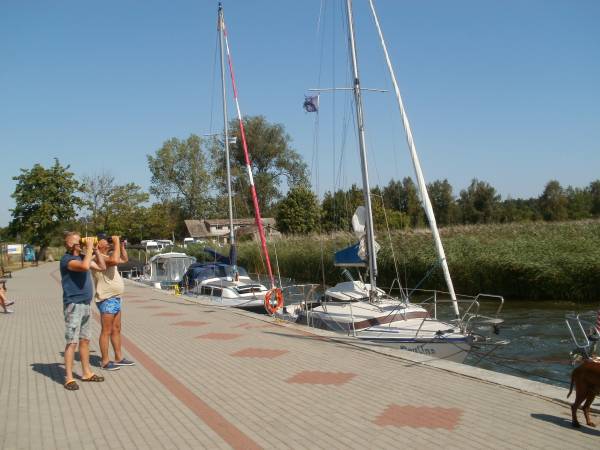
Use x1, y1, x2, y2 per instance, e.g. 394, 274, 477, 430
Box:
531, 413, 600, 436
30, 362, 66, 385
32, 351, 103, 385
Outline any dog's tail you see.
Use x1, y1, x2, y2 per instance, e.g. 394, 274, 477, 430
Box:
567, 371, 574, 398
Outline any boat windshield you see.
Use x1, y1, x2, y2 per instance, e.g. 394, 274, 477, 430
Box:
189, 264, 248, 281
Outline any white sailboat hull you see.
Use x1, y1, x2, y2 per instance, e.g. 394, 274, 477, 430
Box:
282, 281, 473, 363
185, 293, 265, 309
183, 276, 267, 310
354, 333, 471, 363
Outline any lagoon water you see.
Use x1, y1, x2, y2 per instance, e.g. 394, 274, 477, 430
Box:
465, 300, 598, 388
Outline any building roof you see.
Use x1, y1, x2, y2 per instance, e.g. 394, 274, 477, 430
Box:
184, 218, 277, 239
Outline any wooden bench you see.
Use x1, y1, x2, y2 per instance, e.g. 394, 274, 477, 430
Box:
1, 267, 12, 278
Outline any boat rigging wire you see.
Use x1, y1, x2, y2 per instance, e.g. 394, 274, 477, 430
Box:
221, 11, 276, 289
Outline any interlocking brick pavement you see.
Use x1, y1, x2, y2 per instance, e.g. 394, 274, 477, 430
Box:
1, 263, 598, 449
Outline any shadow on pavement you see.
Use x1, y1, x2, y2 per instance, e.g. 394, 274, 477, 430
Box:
58, 351, 103, 367
30, 362, 65, 385
531, 413, 600, 436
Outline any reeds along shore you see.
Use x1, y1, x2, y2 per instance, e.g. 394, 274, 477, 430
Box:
232, 220, 600, 303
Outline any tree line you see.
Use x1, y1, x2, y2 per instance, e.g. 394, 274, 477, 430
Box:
281, 177, 600, 234
3, 114, 599, 258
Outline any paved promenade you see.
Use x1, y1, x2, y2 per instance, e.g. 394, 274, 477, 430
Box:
1, 263, 598, 449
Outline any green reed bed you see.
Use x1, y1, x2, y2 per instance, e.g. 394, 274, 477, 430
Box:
236, 220, 600, 302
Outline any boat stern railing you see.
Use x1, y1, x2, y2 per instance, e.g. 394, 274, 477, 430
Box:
389, 286, 505, 337
565, 313, 599, 360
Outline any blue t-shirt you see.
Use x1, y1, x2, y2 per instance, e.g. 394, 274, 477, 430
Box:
60, 253, 93, 305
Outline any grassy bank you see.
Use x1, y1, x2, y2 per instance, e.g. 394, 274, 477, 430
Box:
234, 220, 600, 302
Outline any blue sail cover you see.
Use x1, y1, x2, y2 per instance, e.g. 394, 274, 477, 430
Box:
334, 242, 367, 267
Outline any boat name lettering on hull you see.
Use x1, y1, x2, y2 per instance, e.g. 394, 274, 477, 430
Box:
399, 344, 435, 355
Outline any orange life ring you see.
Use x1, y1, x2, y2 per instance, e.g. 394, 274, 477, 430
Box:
264, 288, 284, 315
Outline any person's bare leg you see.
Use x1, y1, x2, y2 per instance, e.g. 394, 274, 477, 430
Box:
99, 313, 114, 366
0, 289, 7, 312
64, 343, 77, 382
111, 311, 123, 362
79, 339, 94, 379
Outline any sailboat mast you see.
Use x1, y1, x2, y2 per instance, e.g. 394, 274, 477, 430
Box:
367, 0, 459, 317
221, 8, 276, 289
345, 0, 378, 295
218, 3, 236, 255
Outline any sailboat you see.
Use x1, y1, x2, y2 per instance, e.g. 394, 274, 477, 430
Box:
181, 3, 278, 310
276, 0, 505, 363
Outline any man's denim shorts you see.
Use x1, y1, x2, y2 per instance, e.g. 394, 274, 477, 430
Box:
96, 297, 122, 315
64, 303, 92, 344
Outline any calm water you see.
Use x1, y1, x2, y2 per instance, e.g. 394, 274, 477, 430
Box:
465, 300, 598, 387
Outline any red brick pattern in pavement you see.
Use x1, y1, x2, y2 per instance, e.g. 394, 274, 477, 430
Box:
374, 404, 464, 430
196, 332, 242, 340
286, 371, 356, 385
4, 264, 600, 450
231, 348, 289, 358
117, 326, 261, 450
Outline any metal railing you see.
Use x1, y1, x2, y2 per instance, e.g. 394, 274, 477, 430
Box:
565, 313, 600, 359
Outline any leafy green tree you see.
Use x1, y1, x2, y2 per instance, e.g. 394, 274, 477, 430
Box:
539, 180, 568, 221
80, 172, 115, 231
211, 116, 308, 214
138, 201, 184, 242
382, 179, 403, 212
147, 135, 212, 219
496, 198, 541, 223
589, 180, 600, 216
458, 179, 501, 224
102, 183, 149, 237
321, 185, 363, 232
80, 173, 150, 236
565, 186, 592, 220
10, 159, 84, 259
370, 189, 407, 231
275, 186, 320, 234
427, 179, 458, 226
381, 178, 424, 227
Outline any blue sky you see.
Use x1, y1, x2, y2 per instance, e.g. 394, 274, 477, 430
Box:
1, 0, 599, 227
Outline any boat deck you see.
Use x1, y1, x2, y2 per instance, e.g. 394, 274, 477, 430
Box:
1, 262, 599, 449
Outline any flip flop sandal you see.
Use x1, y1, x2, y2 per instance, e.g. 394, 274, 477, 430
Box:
81, 374, 104, 382
64, 380, 79, 390
5, 301, 14, 306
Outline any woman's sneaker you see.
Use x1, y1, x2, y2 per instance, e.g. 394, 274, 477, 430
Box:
101, 361, 120, 371
114, 358, 135, 366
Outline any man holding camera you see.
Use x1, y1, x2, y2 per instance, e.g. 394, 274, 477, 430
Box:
92, 234, 135, 371
60, 232, 106, 390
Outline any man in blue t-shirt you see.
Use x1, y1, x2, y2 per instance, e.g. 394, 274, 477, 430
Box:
60, 231, 106, 390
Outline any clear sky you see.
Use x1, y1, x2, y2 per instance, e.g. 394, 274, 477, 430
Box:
1, 0, 599, 227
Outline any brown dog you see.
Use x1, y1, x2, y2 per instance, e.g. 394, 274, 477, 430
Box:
568, 359, 600, 427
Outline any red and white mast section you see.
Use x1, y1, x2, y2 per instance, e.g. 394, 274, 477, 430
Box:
220, 5, 276, 289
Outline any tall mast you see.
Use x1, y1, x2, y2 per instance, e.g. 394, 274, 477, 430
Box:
367, 0, 459, 317
345, 0, 378, 297
221, 5, 276, 289
218, 3, 236, 268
